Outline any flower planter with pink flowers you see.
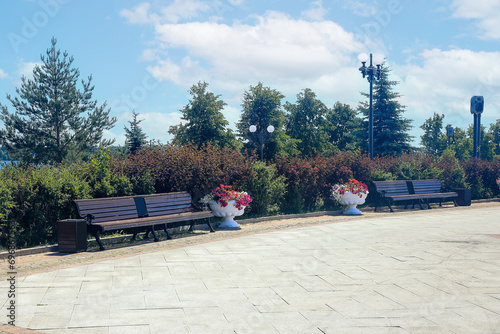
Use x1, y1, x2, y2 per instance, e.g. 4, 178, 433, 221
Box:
331, 179, 369, 215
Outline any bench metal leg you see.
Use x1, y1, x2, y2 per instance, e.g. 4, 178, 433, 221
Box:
150, 226, 159, 242
425, 199, 432, 209
207, 218, 215, 233
163, 224, 172, 240
91, 229, 105, 251
188, 221, 195, 232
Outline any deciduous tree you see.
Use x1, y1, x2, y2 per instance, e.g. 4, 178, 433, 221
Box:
326, 102, 362, 151
237, 82, 291, 161
284, 88, 332, 157
420, 113, 447, 155
169, 81, 238, 149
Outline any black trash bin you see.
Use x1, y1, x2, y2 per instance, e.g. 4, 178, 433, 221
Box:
58, 219, 87, 252
454, 188, 471, 206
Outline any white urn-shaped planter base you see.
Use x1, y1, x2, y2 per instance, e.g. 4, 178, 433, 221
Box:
209, 200, 245, 228
339, 192, 368, 215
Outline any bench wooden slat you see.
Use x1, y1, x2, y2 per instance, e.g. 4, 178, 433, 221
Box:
97, 211, 214, 231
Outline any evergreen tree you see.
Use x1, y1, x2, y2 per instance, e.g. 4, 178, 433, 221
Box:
326, 102, 362, 151
124, 111, 147, 155
420, 113, 447, 155
358, 64, 413, 156
489, 119, 500, 157
168, 81, 238, 149
284, 88, 332, 157
0, 37, 116, 164
236, 82, 290, 161
0, 147, 9, 161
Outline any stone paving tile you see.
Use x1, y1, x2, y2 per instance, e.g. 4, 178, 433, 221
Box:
2, 202, 500, 333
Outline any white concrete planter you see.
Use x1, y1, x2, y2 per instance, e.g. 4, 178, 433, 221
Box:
209, 200, 245, 228
339, 192, 368, 215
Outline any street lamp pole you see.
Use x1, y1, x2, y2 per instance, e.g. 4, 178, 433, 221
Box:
249, 125, 275, 162
358, 53, 383, 160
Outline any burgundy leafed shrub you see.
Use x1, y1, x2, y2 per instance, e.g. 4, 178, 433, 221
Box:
462, 158, 500, 199
113, 143, 251, 199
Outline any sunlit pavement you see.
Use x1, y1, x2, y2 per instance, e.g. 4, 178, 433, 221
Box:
2, 204, 500, 333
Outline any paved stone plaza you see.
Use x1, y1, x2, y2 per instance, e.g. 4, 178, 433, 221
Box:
1, 204, 500, 333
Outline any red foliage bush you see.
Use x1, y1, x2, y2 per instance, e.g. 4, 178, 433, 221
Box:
462, 158, 500, 199
112, 143, 251, 199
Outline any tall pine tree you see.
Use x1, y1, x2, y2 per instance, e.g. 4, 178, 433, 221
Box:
0, 37, 116, 164
358, 64, 413, 156
124, 110, 147, 155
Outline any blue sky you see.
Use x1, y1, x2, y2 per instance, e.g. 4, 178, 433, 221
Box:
1, 0, 499, 146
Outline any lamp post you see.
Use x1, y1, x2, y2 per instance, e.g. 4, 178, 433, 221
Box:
471, 96, 484, 158
249, 125, 275, 161
358, 53, 384, 160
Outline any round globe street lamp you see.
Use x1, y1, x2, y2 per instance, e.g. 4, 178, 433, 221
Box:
249, 125, 275, 161
358, 53, 384, 160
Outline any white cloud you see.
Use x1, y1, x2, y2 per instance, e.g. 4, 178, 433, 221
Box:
145, 11, 365, 94
0, 69, 8, 79
120, 2, 155, 24
338, 0, 378, 17
395, 48, 500, 132
228, 0, 244, 6
120, 0, 211, 24
16, 61, 40, 82
302, 0, 328, 21
451, 0, 500, 40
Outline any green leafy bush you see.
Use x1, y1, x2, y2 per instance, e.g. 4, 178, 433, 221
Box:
0, 164, 90, 248
242, 162, 287, 216
86, 147, 132, 198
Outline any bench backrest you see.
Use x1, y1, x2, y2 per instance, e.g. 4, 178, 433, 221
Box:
74, 196, 139, 223
373, 180, 410, 196
74, 191, 194, 223
409, 179, 442, 194
142, 192, 193, 217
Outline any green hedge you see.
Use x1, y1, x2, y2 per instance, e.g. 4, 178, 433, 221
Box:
1, 146, 499, 249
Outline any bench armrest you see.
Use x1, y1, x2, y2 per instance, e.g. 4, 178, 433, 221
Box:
79, 214, 95, 225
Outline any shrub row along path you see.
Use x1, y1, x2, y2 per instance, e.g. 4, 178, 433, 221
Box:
1, 201, 500, 333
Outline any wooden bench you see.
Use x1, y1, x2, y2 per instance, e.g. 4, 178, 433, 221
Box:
59, 191, 214, 251
408, 179, 458, 209
373, 180, 425, 212
373, 180, 458, 212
